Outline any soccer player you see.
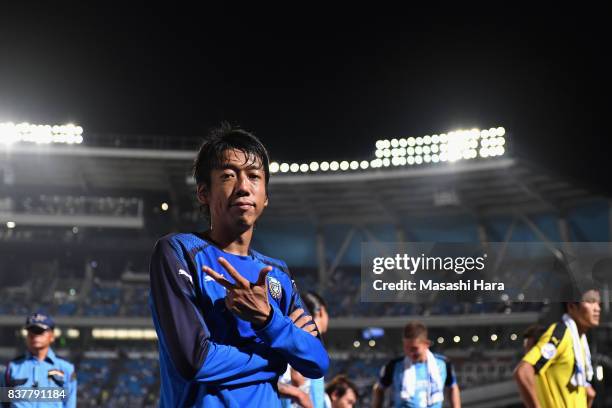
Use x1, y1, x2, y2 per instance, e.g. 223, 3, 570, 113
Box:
149, 124, 329, 407
279, 291, 330, 408
514, 283, 601, 408
372, 321, 460, 408
1, 313, 77, 408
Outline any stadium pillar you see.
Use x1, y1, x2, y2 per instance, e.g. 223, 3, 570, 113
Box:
316, 226, 327, 293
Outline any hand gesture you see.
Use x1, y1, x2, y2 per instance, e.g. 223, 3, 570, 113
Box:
203, 257, 273, 328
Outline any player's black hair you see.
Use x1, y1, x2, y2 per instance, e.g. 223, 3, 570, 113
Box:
193, 122, 270, 189
562, 278, 600, 313
302, 291, 327, 314
325, 374, 359, 400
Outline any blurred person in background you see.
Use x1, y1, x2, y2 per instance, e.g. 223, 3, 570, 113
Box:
325, 375, 358, 408
1, 312, 77, 408
514, 282, 600, 408
279, 291, 330, 408
372, 320, 460, 408
523, 324, 545, 354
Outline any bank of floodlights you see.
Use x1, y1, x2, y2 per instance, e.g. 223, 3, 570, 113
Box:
0, 122, 84, 146
269, 126, 506, 174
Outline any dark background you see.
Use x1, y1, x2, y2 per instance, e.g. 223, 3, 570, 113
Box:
1, 5, 608, 192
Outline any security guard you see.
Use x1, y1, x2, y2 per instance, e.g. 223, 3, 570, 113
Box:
2, 313, 77, 407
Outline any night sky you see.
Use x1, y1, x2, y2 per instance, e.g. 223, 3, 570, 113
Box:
1, 5, 608, 193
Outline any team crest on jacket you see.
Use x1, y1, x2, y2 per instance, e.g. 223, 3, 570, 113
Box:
268, 276, 282, 300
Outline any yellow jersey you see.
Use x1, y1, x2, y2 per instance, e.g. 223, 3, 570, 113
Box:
523, 321, 587, 408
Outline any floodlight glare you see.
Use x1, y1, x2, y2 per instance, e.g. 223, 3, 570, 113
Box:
360, 160, 369, 169
349, 161, 359, 170
320, 161, 330, 171
280, 163, 290, 173
330, 161, 340, 171
300, 164, 309, 173
269, 162, 280, 173
340, 161, 350, 171
290, 163, 299, 173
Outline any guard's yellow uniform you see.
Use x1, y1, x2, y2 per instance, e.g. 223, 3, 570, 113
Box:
523, 321, 587, 408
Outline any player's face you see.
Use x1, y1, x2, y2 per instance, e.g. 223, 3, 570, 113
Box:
198, 149, 268, 233
315, 306, 329, 334
403, 337, 430, 362
572, 290, 601, 329
331, 389, 357, 408
26, 327, 54, 351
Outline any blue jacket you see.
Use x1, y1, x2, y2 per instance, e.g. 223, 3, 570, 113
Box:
2, 348, 76, 408
149, 233, 329, 407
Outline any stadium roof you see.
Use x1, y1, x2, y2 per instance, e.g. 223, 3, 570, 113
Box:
1, 144, 602, 224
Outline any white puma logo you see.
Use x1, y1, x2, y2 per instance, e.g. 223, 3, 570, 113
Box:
178, 269, 193, 285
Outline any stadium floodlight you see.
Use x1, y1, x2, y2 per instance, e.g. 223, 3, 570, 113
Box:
349, 161, 359, 170
391, 138, 399, 147
353, 340, 360, 348
407, 156, 415, 165
414, 156, 423, 165
269, 162, 280, 173
596, 365, 604, 381
490, 334, 498, 342
472, 335, 479, 343
375, 150, 384, 158
66, 329, 80, 339
6, 221, 16, 229
290, 163, 299, 173
320, 161, 330, 171
161, 202, 169, 211
399, 138, 407, 147
416, 137, 423, 145
437, 337, 444, 344
299, 164, 309, 173
280, 163, 290, 173
453, 336, 461, 343
330, 161, 340, 171
368, 340, 376, 347
0, 122, 85, 145
423, 135, 431, 144
510, 333, 518, 341
360, 160, 369, 169
382, 158, 390, 167
375, 140, 385, 150
340, 161, 350, 171
407, 137, 416, 146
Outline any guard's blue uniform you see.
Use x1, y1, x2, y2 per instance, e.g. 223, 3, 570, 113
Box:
2, 348, 77, 408
149, 232, 329, 408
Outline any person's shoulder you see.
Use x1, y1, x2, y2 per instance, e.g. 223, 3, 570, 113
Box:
386, 356, 404, 367
155, 232, 212, 254
432, 353, 450, 363
250, 249, 291, 276
8, 354, 26, 365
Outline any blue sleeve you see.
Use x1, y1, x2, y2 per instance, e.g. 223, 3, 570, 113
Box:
149, 237, 282, 385
444, 359, 457, 387
253, 276, 329, 379
63, 364, 77, 408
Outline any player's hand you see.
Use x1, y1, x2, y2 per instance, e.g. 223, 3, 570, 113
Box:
202, 257, 272, 328
289, 308, 318, 336
294, 389, 314, 408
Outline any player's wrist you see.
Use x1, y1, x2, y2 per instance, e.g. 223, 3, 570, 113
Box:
251, 305, 273, 330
